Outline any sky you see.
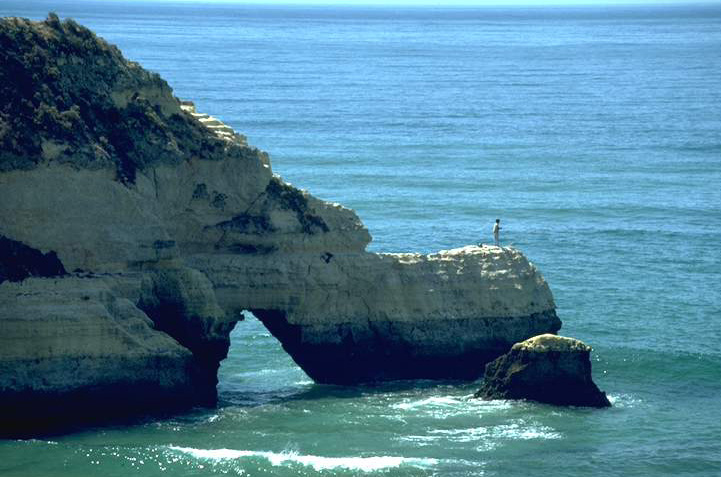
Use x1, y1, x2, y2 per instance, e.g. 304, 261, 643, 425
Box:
113, 0, 714, 5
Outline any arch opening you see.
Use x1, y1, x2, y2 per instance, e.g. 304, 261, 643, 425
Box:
217, 310, 311, 405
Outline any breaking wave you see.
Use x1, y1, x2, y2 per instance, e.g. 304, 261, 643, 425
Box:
168, 446, 438, 472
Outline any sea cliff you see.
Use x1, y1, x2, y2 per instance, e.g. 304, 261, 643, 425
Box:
0, 14, 560, 436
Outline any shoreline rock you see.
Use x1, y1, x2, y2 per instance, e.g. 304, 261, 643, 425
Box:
1, 14, 563, 435
474, 334, 611, 408
0, 276, 208, 437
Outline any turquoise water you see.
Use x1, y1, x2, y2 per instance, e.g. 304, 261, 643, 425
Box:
1, 2, 720, 475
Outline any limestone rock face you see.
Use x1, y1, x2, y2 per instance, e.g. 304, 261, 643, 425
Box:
1, 15, 562, 434
138, 264, 237, 375
474, 334, 611, 408
0, 276, 205, 436
191, 246, 560, 383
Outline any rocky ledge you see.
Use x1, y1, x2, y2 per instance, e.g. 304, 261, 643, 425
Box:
474, 334, 611, 408
1, 15, 561, 435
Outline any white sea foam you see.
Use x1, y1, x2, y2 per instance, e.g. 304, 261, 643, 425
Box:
391, 394, 512, 419
492, 423, 562, 440
392, 395, 461, 410
400, 427, 491, 445
398, 422, 561, 446
168, 446, 438, 472
428, 427, 491, 442
607, 393, 641, 408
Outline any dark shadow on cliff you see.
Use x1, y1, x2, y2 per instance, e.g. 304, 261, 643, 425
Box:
0, 235, 66, 284
250, 307, 556, 384
0, 389, 208, 439
215, 311, 475, 408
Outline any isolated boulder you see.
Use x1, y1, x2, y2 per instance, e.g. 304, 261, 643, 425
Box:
475, 334, 611, 408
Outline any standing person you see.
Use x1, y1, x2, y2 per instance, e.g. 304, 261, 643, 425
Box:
493, 219, 501, 247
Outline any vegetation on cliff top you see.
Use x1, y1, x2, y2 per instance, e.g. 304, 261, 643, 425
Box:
265, 177, 330, 234
0, 13, 231, 183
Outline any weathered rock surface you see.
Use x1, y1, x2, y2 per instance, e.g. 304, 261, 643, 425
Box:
0, 276, 201, 436
192, 246, 560, 383
474, 334, 611, 408
1, 15, 562, 434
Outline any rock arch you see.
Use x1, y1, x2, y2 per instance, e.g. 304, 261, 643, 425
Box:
0, 15, 560, 436
195, 247, 561, 385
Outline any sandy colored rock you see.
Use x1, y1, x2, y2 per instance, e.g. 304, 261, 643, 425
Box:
0, 276, 205, 436
1, 15, 563, 434
515, 333, 591, 353
474, 334, 611, 408
138, 264, 237, 367
190, 246, 559, 382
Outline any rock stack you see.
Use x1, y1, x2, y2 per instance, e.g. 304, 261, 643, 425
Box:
475, 334, 611, 408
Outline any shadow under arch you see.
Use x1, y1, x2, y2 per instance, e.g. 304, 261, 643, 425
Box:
227, 308, 503, 387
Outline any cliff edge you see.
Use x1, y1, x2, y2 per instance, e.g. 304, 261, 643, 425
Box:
0, 15, 560, 436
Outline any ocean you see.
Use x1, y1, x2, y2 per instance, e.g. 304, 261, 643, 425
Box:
1, 1, 720, 475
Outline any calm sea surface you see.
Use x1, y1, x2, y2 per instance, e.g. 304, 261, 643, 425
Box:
1, 1, 720, 475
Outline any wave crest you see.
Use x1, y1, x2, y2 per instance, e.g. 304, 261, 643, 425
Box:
168, 446, 438, 472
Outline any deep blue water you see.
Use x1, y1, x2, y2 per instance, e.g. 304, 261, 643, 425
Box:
1, 1, 720, 476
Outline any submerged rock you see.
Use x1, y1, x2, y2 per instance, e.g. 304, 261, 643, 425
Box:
474, 334, 611, 408
1, 14, 562, 435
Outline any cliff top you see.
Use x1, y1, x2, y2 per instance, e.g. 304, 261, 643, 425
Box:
513, 334, 590, 353
0, 14, 239, 183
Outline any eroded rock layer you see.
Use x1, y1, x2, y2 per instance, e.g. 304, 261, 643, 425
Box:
1, 15, 561, 434
0, 276, 203, 436
191, 246, 560, 383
